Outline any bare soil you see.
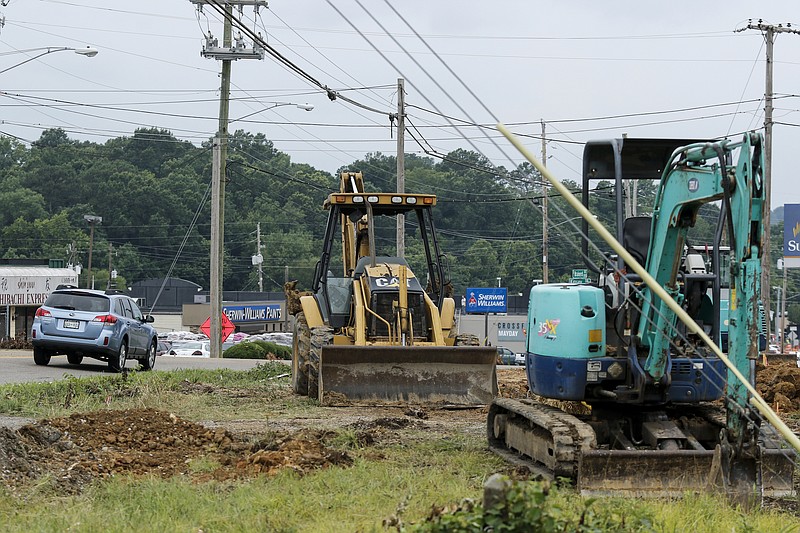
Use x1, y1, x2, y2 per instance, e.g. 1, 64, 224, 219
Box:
1, 364, 798, 497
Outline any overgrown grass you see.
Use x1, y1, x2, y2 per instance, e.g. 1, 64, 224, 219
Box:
0, 368, 798, 532
0, 433, 505, 532
0, 362, 298, 420
1, 449, 796, 532
411, 478, 799, 533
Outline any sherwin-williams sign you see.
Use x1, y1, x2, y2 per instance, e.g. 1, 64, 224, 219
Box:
785, 204, 800, 267
465, 287, 507, 313
223, 304, 282, 323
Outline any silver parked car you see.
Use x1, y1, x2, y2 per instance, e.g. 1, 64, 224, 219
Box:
31, 286, 158, 372
496, 346, 516, 366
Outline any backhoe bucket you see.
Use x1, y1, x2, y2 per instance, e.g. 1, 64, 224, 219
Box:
318, 345, 498, 406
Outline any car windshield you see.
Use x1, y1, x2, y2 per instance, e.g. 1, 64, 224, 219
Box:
46, 292, 109, 313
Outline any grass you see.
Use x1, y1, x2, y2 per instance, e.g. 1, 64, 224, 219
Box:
0, 366, 798, 532
0, 362, 300, 420
0, 434, 505, 533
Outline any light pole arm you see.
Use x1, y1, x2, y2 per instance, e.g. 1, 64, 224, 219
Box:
0, 46, 98, 75
230, 102, 314, 124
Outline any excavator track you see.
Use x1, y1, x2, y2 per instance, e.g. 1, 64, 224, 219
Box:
488, 398, 796, 497
487, 397, 596, 480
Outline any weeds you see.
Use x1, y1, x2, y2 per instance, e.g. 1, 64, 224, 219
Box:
0, 362, 293, 419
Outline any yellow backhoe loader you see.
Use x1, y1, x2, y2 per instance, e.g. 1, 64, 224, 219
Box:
287, 172, 497, 405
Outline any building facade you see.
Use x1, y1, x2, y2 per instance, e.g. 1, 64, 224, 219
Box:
0, 262, 79, 339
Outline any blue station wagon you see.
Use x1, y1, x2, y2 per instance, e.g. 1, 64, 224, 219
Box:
31, 287, 158, 372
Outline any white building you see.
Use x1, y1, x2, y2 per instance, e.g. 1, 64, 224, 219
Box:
0, 264, 79, 339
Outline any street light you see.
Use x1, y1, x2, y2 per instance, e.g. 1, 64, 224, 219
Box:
229, 102, 314, 124
208, 101, 313, 357
84, 215, 102, 289
0, 46, 98, 75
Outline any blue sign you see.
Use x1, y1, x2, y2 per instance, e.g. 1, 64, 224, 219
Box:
785, 204, 800, 267
465, 287, 507, 313
223, 304, 282, 323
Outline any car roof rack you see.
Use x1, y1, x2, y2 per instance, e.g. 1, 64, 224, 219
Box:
104, 289, 126, 295
55, 284, 79, 290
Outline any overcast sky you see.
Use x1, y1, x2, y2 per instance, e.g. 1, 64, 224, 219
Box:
1, 1, 799, 212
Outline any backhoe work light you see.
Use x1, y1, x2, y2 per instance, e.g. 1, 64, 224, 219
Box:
406, 197, 417, 205
367, 195, 379, 203
391, 196, 403, 204
353, 196, 364, 203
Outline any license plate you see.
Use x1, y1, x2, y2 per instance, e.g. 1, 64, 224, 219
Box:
63, 319, 80, 329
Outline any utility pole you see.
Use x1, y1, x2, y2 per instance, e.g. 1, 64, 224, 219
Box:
782, 259, 788, 350
396, 78, 406, 257
256, 222, 263, 293
737, 20, 800, 341
83, 215, 102, 289
106, 243, 112, 290
192, 0, 266, 357
541, 120, 548, 284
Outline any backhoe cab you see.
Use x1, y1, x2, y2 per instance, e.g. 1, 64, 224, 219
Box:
288, 172, 497, 405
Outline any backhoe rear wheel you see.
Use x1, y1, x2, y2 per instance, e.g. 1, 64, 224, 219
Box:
454, 333, 481, 346
292, 312, 311, 395
309, 326, 333, 401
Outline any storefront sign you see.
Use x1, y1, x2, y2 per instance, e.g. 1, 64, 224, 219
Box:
223, 304, 282, 323
0, 273, 77, 306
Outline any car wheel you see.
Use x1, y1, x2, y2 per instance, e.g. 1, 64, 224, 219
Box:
67, 353, 83, 365
33, 347, 51, 366
140, 339, 156, 371
109, 341, 127, 373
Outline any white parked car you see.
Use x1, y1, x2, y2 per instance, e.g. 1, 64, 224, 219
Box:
767, 344, 781, 355
164, 340, 210, 358
514, 352, 526, 366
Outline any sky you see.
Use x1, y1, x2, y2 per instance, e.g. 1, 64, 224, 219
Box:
1, 1, 799, 212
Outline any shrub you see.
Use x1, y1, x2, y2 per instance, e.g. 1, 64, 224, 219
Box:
0, 337, 33, 349
410, 478, 655, 532
223, 340, 291, 360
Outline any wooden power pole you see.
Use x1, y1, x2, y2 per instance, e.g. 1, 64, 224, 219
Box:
396, 78, 406, 257
192, 0, 266, 357
737, 20, 800, 341
541, 120, 548, 284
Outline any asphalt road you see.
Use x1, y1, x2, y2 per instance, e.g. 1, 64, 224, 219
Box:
0, 349, 269, 385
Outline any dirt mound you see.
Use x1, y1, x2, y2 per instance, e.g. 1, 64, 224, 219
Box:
757, 360, 800, 413
0, 409, 351, 495
497, 367, 530, 398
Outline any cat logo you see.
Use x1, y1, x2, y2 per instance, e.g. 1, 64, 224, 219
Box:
375, 276, 411, 288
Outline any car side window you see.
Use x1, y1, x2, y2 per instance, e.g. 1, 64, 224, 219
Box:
114, 299, 125, 316
129, 299, 144, 321
120, 298, 134, 319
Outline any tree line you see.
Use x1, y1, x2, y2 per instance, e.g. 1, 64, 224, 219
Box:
1, 126, 794, 323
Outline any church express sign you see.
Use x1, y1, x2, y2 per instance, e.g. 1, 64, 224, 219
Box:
465, 287, 507, 314
223, 304, 282, 323
785, 204, 800, 268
